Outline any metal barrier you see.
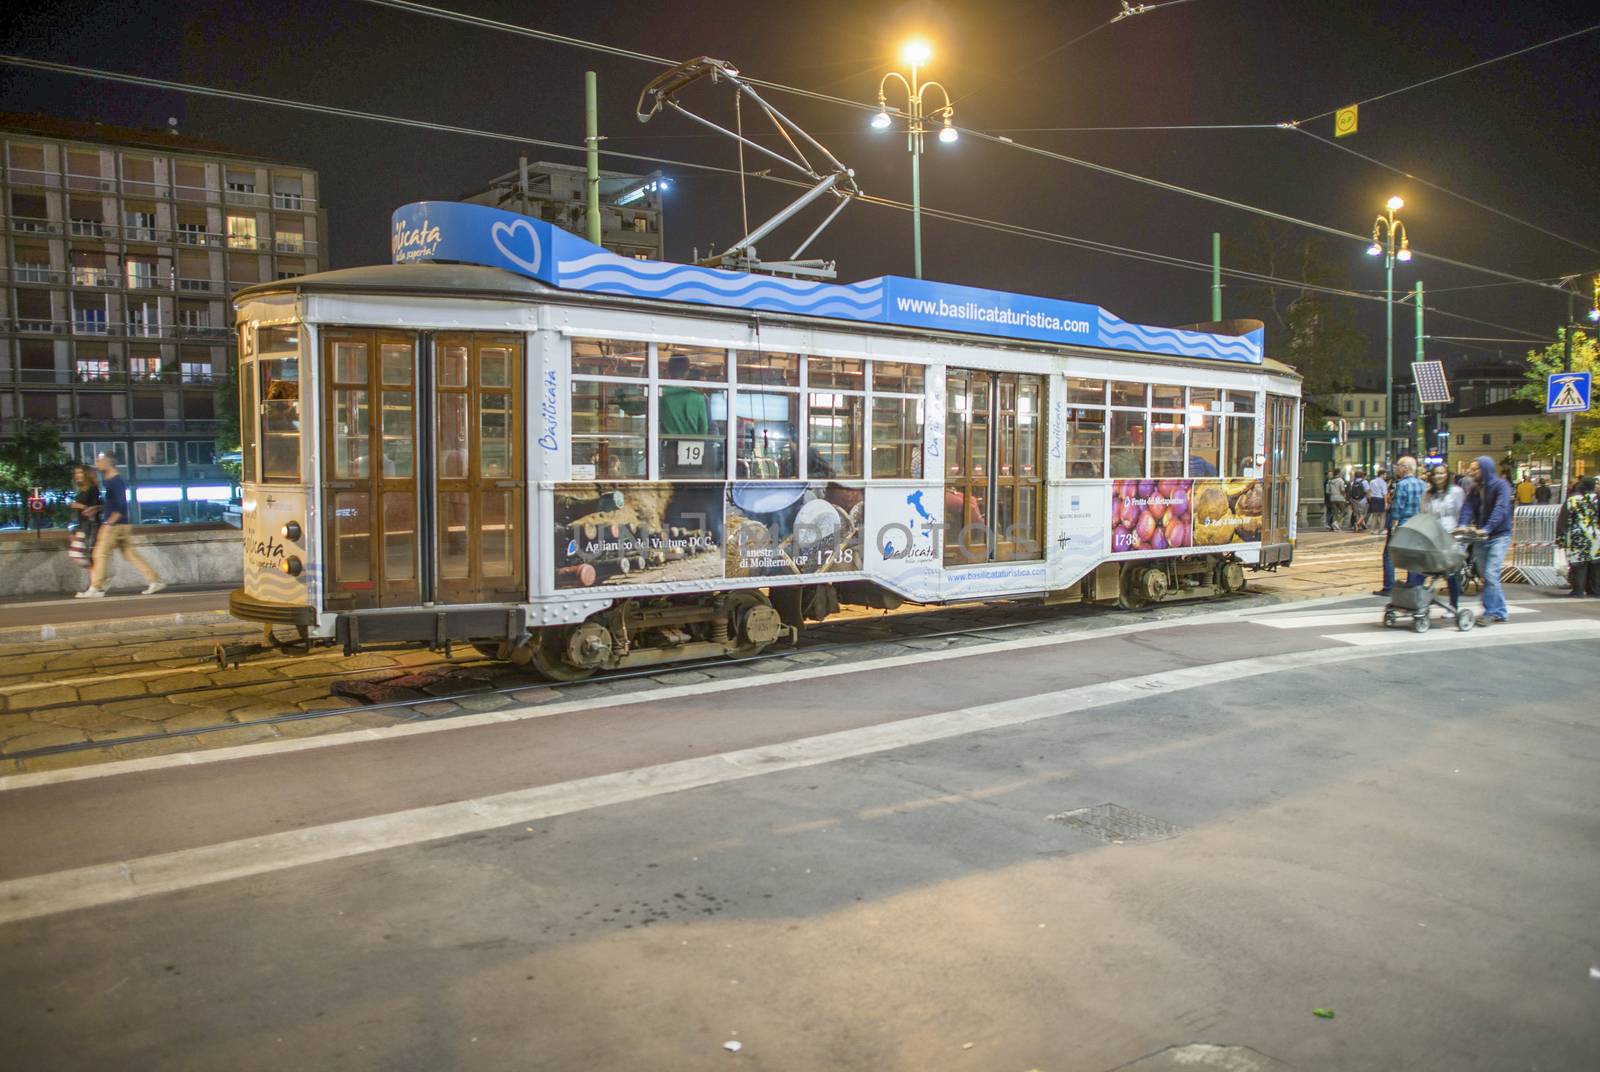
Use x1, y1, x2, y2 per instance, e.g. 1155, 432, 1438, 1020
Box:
1503, 505, 1564, 586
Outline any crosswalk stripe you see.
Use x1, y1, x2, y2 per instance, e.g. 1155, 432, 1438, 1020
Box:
1321, 618, 1583, 646
1258, 604, 1542, 630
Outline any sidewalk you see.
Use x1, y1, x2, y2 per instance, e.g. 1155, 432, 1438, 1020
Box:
0, 586, 234, 642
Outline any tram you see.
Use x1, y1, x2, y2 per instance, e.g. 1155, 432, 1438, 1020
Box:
228, 201, 1300, 679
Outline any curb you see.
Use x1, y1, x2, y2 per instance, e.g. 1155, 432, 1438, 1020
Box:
0, 609, 237, 645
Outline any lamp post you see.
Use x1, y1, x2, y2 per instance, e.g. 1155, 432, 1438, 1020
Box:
872, 41, 956, 279
1366, 196, 1412, 469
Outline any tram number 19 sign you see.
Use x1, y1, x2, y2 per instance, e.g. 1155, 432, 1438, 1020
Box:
1546, 371, 1591, 414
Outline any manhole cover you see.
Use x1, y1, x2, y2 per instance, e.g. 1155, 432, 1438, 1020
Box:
1047, 803, 1183, 842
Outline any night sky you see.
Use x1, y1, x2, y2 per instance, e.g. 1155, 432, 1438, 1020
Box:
4, 0, 1598, 373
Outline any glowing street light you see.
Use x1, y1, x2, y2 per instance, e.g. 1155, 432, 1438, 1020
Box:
1367, 196, 1413, 467
871, 40, 957, 279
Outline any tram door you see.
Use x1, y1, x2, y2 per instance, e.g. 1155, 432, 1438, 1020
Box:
321, 330, 421, 610
1261, 393, 1296, 545
944, 369, 1046, 566
433, 333, 525, 604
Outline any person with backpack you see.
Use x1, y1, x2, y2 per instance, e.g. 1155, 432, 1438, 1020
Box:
1324, 469, 1346, 531
1347, 469, 1369, 532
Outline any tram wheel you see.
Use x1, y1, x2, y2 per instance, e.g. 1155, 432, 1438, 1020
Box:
727, 592, 783, 658
527, 627, 596, 682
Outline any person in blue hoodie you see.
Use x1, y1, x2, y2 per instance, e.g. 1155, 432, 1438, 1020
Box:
1459, 454, 1513, 624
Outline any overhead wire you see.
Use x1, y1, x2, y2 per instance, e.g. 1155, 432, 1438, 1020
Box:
354, 0, 1582, 296
0, 54, 1565, 344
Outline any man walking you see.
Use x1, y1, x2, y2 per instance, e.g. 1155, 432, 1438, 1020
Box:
77, 453, 165, 598
1515, 472, 1536, 505
1348, 469, 1368, 532
1459, 455, 1513, 624
1324, 469, 1346, 531
1377, 456, 1426, 595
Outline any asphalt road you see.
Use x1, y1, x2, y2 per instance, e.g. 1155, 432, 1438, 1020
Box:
1, 592, 1597, 1071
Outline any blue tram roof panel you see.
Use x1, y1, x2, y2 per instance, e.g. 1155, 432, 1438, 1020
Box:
391, 201, 1264, 366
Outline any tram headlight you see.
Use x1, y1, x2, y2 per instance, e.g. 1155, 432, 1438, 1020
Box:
280, 520, 302, 541
279, 555, 303, 577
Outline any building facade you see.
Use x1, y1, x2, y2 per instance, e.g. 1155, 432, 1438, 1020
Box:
463, 158, 664, 261
0, 114, 327, 521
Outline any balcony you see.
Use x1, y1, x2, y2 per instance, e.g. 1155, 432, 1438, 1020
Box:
9, 216, 61, 235
70, 267, 119, 288
176, 229, 224, 248
125, 320, 170, 339
9, 265, 64, 285
177, 277, 224, 295
72, 319, 113, 336
272, 192, 314, 211
179, 323, 231, 340
65, 173, 116, 193
125, 273, 174, 292
224, 187, 269, 209
273, 239, 306, 255
0, 368, 70, 386
120, 179, 166, 199
5, 168, 60, 189
68, 220, 114, 239
123, 226, 161, 244
174, 184, 221, 204
14, 318, 67, 334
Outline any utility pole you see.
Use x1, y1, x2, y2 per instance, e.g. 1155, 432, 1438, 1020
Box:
1211, 232, 1222, 321
1415, 280, 1424, 457
584, 71, 602, 246
1560, 288, 1575, 499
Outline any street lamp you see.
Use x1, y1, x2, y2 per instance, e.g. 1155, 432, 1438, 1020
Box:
1366, 196, 1412, 469
872, 40, 956, 279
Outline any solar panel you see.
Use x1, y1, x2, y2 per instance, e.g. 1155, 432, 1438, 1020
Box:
1411, 360, 1452, 404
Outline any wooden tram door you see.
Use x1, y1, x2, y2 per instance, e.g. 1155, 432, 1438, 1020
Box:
1261, 394, 1296, 545
944, 369, 1045, 566
322, 329, 421, 609
433, 333, 525, 604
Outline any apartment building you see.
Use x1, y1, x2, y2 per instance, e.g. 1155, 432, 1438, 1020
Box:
0, 113, 327, 521
463, 158, 665, 261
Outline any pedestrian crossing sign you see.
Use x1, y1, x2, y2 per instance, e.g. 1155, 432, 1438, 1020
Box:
1546, 371, 1591, 414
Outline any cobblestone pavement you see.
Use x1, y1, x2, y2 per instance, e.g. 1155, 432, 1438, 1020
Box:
0, 533, 1402, 776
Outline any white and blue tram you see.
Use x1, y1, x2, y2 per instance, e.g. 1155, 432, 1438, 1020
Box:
229, 201, 1300, 678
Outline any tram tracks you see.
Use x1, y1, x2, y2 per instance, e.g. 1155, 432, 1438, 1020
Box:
0, 602, 1121, 764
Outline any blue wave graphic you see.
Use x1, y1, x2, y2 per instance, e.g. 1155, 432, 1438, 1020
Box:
1097, 313, 1259, 363
578, 280, 882, 318
558, 254, 883, 299
562, 268, 885, 310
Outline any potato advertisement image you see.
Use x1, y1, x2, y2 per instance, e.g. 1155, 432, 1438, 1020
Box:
1190, 478, 1264, 546
1110, 480, 1191, 553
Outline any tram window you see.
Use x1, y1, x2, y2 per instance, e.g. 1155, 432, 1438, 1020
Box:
807, 357, 865, 391
807, 392, 864, 478
1066, 377, 1105, 406
571, 382, 647, 480
872, 361, 925, 394
736, 390, 799, 479
480, 391, 514, 477
438, 393, 469, 480
1149, 413, 1185, 478
1065, 407, 1105, 478
572, 337, 646, 378
1109, 410, 1147, 478
871, 396, 924, 479
333, 342, 366, 384
1151, 384, 1184, 409
1110, 381, 1147, 407
381, 392, 414, 478
658, 343, 727, 382
240, 361, 257, 482
381, 343, 412, 385
257, 326, 300, 482
332, 389, 371, 479
658, 385, 726, 478
736, 350, 799, 386
1226, 390, 1258, 476
437, 343, 468, 388
480, 347, 512, 389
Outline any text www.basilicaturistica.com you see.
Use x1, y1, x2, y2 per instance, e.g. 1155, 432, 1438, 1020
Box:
894, 296, 1091, 335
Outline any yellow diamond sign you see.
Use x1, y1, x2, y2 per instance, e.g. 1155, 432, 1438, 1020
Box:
1334, 104, 1358, 138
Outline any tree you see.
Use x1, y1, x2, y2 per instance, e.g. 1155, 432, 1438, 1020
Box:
1230, 220, 1373, 397
1511, 328, 1599, 476
0, 422, 74, 519
214, 367, 241, 456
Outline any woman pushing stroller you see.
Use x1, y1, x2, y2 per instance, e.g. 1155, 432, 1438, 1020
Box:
1420, 463, 1465, 609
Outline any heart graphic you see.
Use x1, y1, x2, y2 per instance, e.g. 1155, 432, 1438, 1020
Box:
490, 218, 542, 276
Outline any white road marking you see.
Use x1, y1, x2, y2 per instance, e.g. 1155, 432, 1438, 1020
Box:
1322, 618, 1591, 646
0, 622, 1594, 926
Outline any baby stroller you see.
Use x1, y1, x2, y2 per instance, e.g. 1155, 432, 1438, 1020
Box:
1382, 514, 1476, 633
